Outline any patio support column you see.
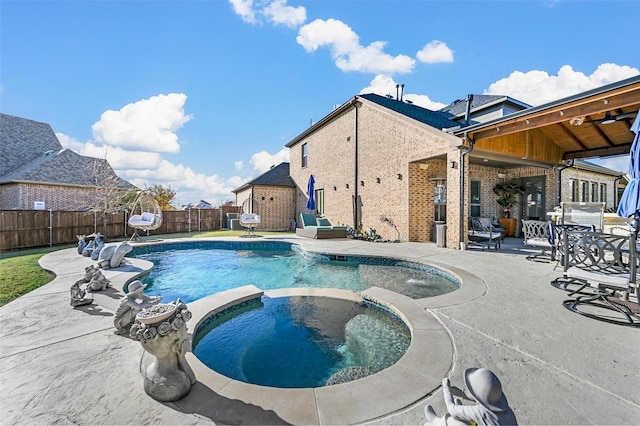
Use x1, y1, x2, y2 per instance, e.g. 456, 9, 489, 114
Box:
447, 150, 463, 249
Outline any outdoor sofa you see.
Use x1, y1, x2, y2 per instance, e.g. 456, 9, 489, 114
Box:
296, 213, 347, 239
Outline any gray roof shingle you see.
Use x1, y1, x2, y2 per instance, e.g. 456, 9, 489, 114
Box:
233, 162, 295, 193
1, 113, 63, 177
0, 113, 134, 189
360, 93, 460, 130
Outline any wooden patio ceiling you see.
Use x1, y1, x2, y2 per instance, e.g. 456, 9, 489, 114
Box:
461, 75, 640, 166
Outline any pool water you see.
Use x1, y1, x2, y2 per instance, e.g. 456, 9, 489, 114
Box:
193, 295, 411, 388
133, 244, 459, 303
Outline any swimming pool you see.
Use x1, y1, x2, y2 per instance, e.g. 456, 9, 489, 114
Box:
130, 240, 460, 302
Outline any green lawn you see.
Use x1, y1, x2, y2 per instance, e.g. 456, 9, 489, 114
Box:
0, 230, 294, 307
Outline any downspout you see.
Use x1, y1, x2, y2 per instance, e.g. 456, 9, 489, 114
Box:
557, 159, 574, 205
459, 94, 474, 250
460, 133, 475, 249
613, 174, 624, 208
352, 98, 362, 229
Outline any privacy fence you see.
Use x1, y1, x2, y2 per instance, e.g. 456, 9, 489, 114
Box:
0, 206, 240, 252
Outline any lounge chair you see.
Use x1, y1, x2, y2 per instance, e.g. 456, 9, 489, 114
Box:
521, 220, 554, 262
296, 213, 347, 239
557, 230, 639, 326
468, 217, 501, 251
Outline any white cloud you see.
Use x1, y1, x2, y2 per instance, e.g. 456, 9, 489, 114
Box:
229, 0, 257, 24
91, 93, 192, 153
235, 160, 244, 170
297, 19, 414, 74
360, 75, 447, 110
416, 40, 454, 64
122, 159, 244, 207
263, 0, 306, 28
590, 156, 630, 175
485, 64, 640, 106
249, 147, 290, 173
56, 132, 86, 152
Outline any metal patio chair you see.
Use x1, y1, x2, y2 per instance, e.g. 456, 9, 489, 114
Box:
556, 230, 639, 327
521, 220, 554, 262
468, 217, 501, 251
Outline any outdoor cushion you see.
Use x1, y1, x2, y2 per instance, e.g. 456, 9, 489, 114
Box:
316, 218, 332, 226
141, 212, 156, 223
300, 213, 318, 228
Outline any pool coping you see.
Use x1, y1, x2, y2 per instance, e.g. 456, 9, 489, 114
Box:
185, 285, 454, 425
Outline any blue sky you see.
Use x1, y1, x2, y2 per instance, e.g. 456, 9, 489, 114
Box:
2, 0, 639, 206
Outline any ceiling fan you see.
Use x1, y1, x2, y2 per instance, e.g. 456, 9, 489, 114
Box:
581, 111, 637, 126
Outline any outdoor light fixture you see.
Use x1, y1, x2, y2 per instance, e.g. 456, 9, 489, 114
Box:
376, 177, 381, 183
497, 172, 506, 179
345, 183, 349, 189
397, 173, 403, 180
360, 181, 364, 186
600, 112, 616, 125
333, 186, 337, 191
450, 161, 458, 169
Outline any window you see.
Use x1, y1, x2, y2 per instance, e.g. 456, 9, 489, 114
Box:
580, 181, 588, 202
570, 179, 578, 201
470, 180, 481, 217
301, 143, 308, 168
315, 188, 324, 215
591, 183, 598, 202
600, 183, 607, 203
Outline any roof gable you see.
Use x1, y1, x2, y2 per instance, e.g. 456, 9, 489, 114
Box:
232, 162, 295, 193
0, 113, 63, 177
360, 93, 459, 130
1, 148, 135, 189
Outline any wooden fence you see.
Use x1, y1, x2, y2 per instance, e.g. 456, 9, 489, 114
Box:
0, 206, 240, 252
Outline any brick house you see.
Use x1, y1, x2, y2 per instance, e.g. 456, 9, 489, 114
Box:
285, 76, 639, 248
232, 162, 297, 231
0, 113, 136, 211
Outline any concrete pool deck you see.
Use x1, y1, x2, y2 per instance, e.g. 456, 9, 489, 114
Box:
1, 235, 639, 425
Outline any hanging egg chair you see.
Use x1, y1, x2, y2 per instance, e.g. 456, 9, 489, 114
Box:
128, 190, 163, 240
239, 197, 261, 237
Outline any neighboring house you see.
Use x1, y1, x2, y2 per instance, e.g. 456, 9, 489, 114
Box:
0, 113, 136, 210
232, 162, 297, 231
284, 76, 640, 247
182, 200, 212, 210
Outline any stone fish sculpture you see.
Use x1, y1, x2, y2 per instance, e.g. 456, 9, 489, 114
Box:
97, 241, 132, 269
130, 300, 196, 402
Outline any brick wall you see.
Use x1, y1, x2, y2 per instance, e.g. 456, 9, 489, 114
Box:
236, 186, 296, 231
0, 182, 112, 211
289, 100, 462, 246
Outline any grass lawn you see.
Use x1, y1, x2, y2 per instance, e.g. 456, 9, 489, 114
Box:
0, 230, 294, 306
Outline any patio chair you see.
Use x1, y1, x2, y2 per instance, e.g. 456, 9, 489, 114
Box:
521, 220, 554, 262
556, 230, 639, 327
560, 201, 605, 232
239, 198, 262, 237
468, 217, 501, 251
550, 223, 596, 282
128, 190, 163, 241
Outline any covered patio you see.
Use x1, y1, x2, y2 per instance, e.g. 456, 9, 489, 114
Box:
449, 75, 640, 247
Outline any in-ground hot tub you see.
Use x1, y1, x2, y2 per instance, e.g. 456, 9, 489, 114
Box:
184, 285, 454, 425
192, 291, 411, 388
